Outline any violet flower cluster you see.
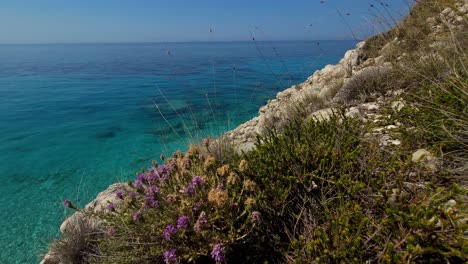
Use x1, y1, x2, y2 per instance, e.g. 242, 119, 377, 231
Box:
184, 175, 205, 196
211, 243, 225, 263
164, 225, 177, 241
163, 248, 177, 264
176, 215, 189, 229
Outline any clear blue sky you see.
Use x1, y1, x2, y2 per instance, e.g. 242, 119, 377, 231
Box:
0, 0, 412, 44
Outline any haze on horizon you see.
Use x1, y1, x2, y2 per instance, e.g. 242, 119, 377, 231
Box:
0, 0, 411, 44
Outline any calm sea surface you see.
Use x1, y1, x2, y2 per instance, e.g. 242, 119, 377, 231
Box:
0, 40, 356, 263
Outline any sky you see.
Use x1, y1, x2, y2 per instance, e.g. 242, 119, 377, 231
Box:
0, 0, 412, 44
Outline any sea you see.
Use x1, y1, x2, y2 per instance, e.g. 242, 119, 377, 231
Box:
0, 40, 357, 263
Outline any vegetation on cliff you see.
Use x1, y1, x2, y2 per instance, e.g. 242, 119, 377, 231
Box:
46, 0, 467, 263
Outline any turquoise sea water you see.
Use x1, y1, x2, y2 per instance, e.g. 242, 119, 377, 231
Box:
0, 40, 356, 263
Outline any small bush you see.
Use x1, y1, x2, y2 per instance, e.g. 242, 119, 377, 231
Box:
87, 145, 264, 263
334, 66, 391, 104
46, 216, 102, 264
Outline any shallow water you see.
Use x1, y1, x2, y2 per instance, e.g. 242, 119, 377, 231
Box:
0, 40, 356, 263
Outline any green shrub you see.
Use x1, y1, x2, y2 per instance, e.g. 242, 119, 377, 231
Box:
242, 111, 466, 263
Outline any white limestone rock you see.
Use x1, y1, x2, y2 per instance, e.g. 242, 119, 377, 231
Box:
412, 149, 438, 171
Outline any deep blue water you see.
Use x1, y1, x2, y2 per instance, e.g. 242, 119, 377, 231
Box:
0, 40, 356, 263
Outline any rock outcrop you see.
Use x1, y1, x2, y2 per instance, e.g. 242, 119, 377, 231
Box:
41, 183, 131, 264
219, 41, 369, 152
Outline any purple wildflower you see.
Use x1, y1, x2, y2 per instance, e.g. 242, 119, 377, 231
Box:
133, 178, 143, 189
107, 203, 115, 211
163, 248, 177, 264
163, 225, 177, 241
184, 183, 196, 196
144, 193, 158, 208
63, 199, 71, 208
176, 215, 189, 229
137, 173, 147, 182
115, 189, 124, 199
148, 185, 159, 194
229, 203, 239, 210
194, 211, 207, 233
146, 171, 159, 183
158, 165, 171, 181
143, 185, 159, 208
216, 185, 225, 191
192, 202, 201, 212
132, 211, 142, 223
192, 176, 204, 186
211, 243, 225, 263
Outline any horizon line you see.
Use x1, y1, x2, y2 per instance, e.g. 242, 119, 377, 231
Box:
0, 39, 361, 46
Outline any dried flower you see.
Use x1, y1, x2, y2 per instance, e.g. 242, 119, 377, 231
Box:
244, 197, 257, 208
160, 154, 165, 161
177, 215, 189, 229
163, 248, 177, 264
204, 155, 216, 169
216, 164, 230, 177
211, 243, 225, 263
181, 157, 192, 169
164, 225, 177, 241
243, 179, 257, 191
166, 194, 177, 203
106, 227, 115, 237
239, 159, 249, 172
251, 211, 261, 223
188, 144, 199, 156
198, 153, 206, 161
208, 189, 229, 207
227, 172, 240, 185
203, 137, 210, 146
